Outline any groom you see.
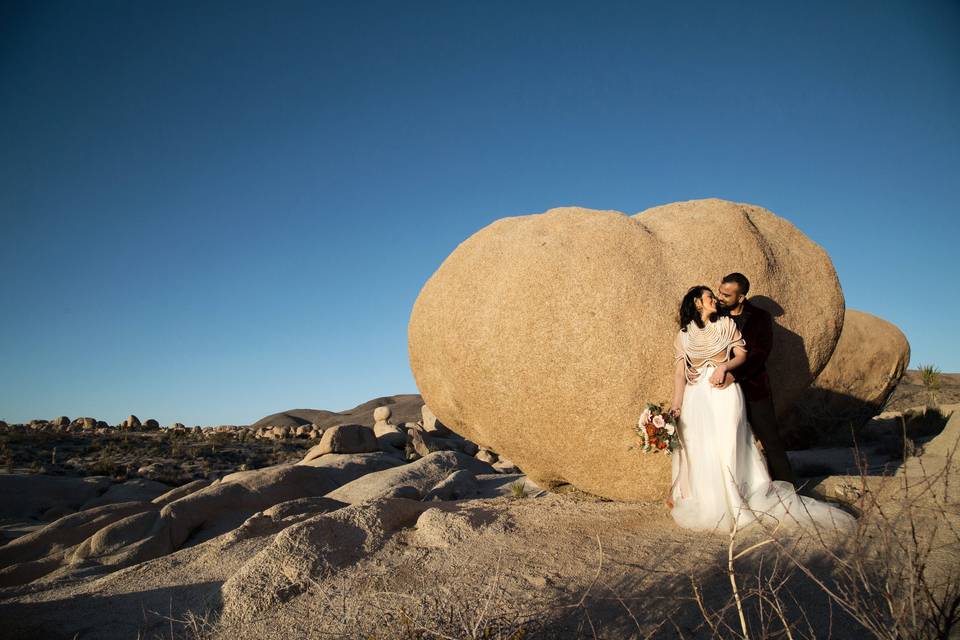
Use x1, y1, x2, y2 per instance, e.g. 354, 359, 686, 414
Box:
716, 272, 797, 486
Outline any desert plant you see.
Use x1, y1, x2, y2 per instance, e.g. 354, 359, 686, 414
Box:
919, 364, 942, 407
510, 479, 528, 498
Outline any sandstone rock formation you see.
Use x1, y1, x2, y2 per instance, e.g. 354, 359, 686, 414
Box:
422, 404, 450, 435
408, 198, 844, 501
325, 451, 494, 504
302, 424, 379, 460
782, 309, 910, 447
0, 453, 404, 587
0, 475, 112, 519
221, 497, 432, 621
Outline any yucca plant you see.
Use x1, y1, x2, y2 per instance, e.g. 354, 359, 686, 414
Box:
918, 364, 942, 407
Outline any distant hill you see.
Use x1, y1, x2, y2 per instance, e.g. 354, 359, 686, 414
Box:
251, 394, 424, 429
885, 369, 960, 412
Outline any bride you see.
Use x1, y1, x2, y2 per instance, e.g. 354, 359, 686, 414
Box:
668, 285, 855, 533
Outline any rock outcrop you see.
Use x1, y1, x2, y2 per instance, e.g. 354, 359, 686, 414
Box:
0, 454, 402, 587
408, 198, 844, 501
326, 451, 494, 504
221, 497, 431, 621
782, 309, 911, 447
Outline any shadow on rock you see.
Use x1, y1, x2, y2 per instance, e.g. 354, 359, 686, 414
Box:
0, 580, 223, 640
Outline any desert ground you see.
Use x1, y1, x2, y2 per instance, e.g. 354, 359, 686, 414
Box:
0, 373, 957, 639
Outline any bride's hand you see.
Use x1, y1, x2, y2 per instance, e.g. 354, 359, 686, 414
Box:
709, 365, 726, 386
669, 407, 681, 418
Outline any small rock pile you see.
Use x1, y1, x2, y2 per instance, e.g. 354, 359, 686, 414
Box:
0, 415, 204, 435
300, 404, 518, 473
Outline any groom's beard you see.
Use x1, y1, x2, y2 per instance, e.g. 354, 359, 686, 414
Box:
716, 304, 731, 317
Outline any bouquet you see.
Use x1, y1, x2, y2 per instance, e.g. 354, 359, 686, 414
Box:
635, 402, 681, 454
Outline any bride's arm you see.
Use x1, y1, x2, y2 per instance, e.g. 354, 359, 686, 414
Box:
709, 346, 747, 385
670, 358, 686, 416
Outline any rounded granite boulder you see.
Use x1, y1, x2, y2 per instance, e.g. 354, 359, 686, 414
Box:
408, 198, 844, 501
782, 308, 910, 447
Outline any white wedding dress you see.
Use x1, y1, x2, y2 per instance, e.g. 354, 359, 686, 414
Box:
670, 360, 856, 533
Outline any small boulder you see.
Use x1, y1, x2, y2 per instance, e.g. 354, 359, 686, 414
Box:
408, 429, 444, 458
423, 469, 478, 501
374, 422, 403, 437
312, 424, 378, 457
476, 448, 498, 465
459, 439, 479, 456
413, 504, 503, 548
421, 405, 451, 436
373, 406, 391, 422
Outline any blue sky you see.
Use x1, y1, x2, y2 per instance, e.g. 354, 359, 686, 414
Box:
1, 1, 957, 426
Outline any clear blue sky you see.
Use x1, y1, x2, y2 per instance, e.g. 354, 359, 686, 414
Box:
2, 1, 958, 426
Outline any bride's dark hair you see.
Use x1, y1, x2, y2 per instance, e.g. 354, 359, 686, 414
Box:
679, 285, 715, 331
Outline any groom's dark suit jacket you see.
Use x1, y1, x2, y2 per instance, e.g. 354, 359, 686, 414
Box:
727, 299, 796, 484
727, 300, 773, 402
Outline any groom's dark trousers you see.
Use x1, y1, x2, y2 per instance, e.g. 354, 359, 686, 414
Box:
729, 301, 797, 486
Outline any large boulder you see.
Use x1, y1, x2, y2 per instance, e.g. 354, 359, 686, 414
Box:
408, 199, 844, 501
782, 309, 910, 448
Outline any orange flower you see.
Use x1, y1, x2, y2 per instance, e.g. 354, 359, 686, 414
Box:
645, 424, 656, 437
657, 440, 667, 449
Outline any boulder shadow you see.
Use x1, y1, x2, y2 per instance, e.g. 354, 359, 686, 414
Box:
0, 581, 223, 640
748, 295, 814, 402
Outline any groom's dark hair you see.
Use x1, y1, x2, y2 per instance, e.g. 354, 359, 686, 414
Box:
721, 272, 750, 295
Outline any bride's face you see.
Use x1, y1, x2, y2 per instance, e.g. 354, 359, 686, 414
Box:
697, 290, 717, 316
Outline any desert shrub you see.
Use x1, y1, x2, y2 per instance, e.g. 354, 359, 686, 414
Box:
510, 479, 528, 498
87, 459, 128, 480
919, 364, 942, 406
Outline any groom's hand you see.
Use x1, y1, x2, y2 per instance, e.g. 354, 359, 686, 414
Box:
709, 366, 726, 386
718, 372, 735, 389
